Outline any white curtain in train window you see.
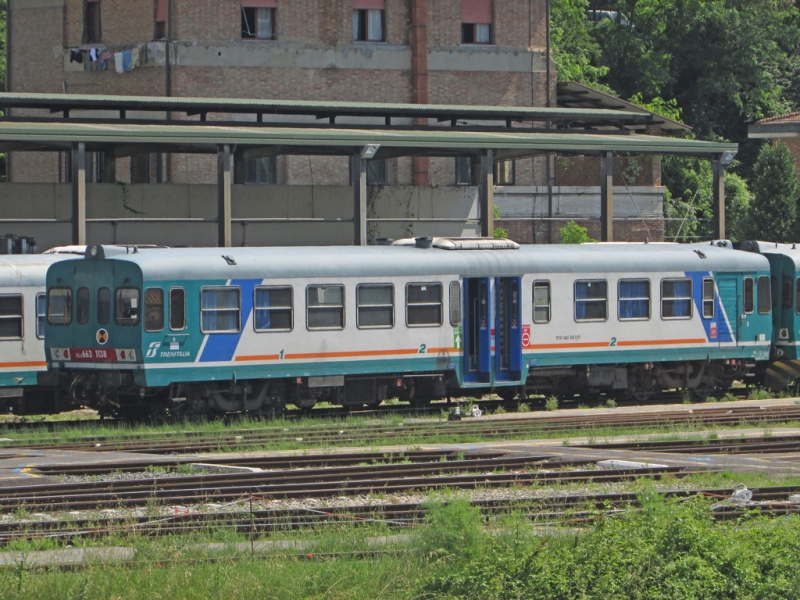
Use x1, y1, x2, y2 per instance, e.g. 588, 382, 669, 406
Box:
618, 280, 650, 320
201, 288, 240, 332
256, 8, 272, 38
574, 281, 607, 321
367, 9, 383, 40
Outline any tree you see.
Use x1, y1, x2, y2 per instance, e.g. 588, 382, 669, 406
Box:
724, 172, 753, 242
559, 220, 596, 244
551, 0, 609, 86
1, 1, 6, 181
748, 141, 800, 242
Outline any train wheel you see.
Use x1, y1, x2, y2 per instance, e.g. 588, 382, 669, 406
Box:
627, 367, 654, 403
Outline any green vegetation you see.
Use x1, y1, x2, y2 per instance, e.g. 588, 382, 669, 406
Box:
551, 0, 800, 242
2, 491, 800, 599
558, 220, 595, 244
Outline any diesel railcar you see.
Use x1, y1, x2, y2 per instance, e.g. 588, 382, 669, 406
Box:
41, 239, 773, 419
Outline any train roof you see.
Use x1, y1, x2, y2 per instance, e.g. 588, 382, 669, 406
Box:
0, 252, 77, 287
736, 240, 800, 269
50, 241, 771, 281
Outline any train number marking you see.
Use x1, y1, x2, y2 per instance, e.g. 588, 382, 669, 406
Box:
418, 344, 427, 354
609, 337, 617, 347
279, 349, 285, 360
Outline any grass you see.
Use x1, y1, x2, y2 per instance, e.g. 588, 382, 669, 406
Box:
3, 490, 800, 599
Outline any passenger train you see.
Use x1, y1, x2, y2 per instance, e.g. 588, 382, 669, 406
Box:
39, 238, 779, 419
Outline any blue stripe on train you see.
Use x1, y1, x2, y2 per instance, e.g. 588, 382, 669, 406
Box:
199, 279, 259, 363
686, 271, 731, 343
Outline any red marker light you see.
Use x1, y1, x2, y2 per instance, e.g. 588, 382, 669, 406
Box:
120, 350, 126, 359
63, 349, 70, 359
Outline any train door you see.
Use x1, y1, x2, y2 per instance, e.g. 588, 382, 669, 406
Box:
494, 277, 522, 381
716, 276, 740, 346
463, 277, 522, 384
464, 278, 491, 383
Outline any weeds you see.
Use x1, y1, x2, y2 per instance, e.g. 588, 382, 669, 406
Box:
545, 396, 559, 411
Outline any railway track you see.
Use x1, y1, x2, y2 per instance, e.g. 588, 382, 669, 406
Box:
2, 484, 797, 545
0, 453, 697, 513
3, 402, 799, 454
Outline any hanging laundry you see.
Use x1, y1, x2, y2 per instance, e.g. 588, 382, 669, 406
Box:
131, 47, 140, 69
89, 48, 98, 62
122, 50, 133, 72
114, 52, 124, 73
70, 49, 84, 64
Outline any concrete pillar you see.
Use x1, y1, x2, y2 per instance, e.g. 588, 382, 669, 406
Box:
600, 150, 614, 242
217, 144, 232, 247
480, 150, 494, 238
71, 142, 86, 245
411, 0, 429, 186
351, 154, 367, 246
712, 156, 726, 240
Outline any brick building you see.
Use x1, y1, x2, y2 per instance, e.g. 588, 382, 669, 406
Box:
4, 0, 673, 246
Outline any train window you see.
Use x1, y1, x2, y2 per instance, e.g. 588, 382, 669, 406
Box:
0, 295, 23, 340
449, 282, 461, 326
661, 278, 692, 319
115, 288, 141, 326
144, 288, 164, 332
618, 279, 650, 321
254, 286, 293, 332
97, 288, 110, 324
744, 278, 754, 314
356, 284, 394, 329
533, 280, 551, 323
170, 288, 186, 331
36, 294, 46, 338
306, 285, 344, 330
796, 279, 800, 315
702, 278, 715, 319
574, 280, 607, 322
758, 276, 771, 314
47, 288, 72, 325
76, 287, 90, 325
406, 283, 443, 326
200, 287, 241, 333
783, 276, 794, 309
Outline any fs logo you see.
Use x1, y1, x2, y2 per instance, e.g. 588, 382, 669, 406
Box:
146, 342, 162, 358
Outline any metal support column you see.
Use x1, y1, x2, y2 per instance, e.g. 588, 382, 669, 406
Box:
600, 150, 614, 242
712, 156, 726, 240
351, 154, 368, 246
480, 150, 494, 238
217, 144, 232, 247
71, 142, 86, 245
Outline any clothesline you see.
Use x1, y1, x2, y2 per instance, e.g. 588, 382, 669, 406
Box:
69, 44, 149, 73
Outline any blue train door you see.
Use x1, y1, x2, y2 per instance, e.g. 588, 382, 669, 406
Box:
464, 278, 491, 383
495, 277, 523, 381
463, 277, 522, 384
717, 276, 740, 346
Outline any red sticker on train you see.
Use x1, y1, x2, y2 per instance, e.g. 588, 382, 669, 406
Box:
70, 348, 116, 362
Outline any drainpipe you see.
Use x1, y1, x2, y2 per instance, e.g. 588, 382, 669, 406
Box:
165, 0, 173, 182
411, 0, 429, 186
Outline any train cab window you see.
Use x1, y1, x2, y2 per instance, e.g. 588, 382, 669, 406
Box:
200, 287, 241, 333
47, 288, 72, 325
758, 276, 771, 314
661, 278, 692, 319
97, 288, 110, 324
144, 288, 164, 332
0, 295, 23, 340
533, 280, 551, 323
796, 279, 800, 315
356, 284, 394, 329
115, 288, 141, 326
76, 287, 90, 324
406, 282, 443, 326
618, 279, 650, 320
702, 278, 715, 319
449, 281, 461, 326
170, 288, 186, 331
744, 277, 754, 314
36, 294, 46, 338
306, 285, 344, 330
254, 286, 293, 331
574, 280, 607, 321
783, 276, 794, 309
